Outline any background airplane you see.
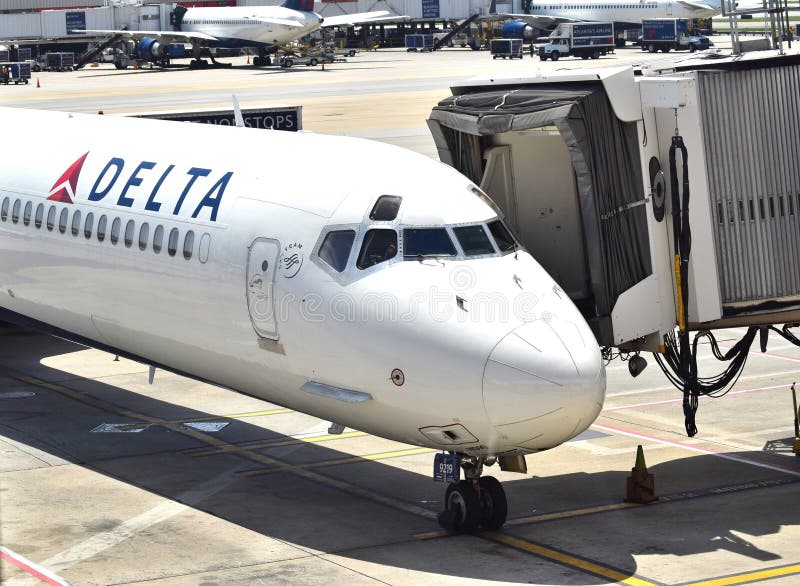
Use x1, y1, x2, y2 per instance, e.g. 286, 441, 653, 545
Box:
79, 0, 406, 68
490, 0, 723, 39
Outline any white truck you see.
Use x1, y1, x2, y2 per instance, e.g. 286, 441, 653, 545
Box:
538, 22, 615, 61
640, 19, 713, 53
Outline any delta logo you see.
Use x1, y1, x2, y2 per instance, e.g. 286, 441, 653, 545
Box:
47, 152, 89, 204
46, 152, 233, 222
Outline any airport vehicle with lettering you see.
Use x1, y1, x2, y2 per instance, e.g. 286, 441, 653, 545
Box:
640, 18, 712, 52
538, 22, 614, 60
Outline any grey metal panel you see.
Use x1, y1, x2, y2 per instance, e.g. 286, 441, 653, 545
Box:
0, 0, 105, 9
699, 65, 800, 304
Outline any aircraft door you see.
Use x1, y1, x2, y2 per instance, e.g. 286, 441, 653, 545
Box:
246, 238, 280, 340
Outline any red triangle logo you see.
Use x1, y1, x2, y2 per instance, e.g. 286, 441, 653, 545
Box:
47, 152, 89, 204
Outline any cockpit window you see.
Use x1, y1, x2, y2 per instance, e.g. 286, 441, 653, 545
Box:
453, 225, 495, 256
403, 228, 456, 259
488, 220, 517, 253
319, 230, 356, 272
369, 195, 402, 221
357, 229, 397, 269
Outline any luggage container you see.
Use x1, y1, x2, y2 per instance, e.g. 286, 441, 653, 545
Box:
45, 52, 74, 71
0, 62, 30, 84
405, 34, 434, 52
490, 38, 523, 59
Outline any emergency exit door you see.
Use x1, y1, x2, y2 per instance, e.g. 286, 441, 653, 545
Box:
246, 238, 280, 340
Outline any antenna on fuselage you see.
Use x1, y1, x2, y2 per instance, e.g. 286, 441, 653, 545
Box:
232, 95, 245, 128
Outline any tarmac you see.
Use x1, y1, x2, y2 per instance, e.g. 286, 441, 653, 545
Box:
1, 38, 800, 585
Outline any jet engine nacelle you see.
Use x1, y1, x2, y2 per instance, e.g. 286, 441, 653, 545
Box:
138, 37, 167, 61
502, 20, 536, 41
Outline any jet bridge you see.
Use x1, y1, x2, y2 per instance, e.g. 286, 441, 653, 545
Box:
428, 54, 800, 435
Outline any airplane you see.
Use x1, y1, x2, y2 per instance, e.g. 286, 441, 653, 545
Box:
489, 0, 724, 40
77, 0, 405, 68
0, 105, 606, 533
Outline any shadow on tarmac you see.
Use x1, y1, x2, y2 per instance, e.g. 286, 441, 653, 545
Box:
1, 330, 799, 584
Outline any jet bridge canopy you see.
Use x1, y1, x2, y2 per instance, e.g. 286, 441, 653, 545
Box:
428, 83, 650, 345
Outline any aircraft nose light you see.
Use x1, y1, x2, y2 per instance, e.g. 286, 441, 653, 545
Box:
482, 319, 604, 428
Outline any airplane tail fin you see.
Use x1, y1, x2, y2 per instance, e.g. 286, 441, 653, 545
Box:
489, 0, 497, 14
281, 0, 315, 11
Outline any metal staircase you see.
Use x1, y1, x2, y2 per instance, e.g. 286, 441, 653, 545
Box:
432, 13, 480, 51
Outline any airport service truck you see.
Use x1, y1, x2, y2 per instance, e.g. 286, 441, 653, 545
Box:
640, 19, 712, 53
538, 22, 614, 61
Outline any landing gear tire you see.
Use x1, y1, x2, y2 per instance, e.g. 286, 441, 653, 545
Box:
253, 56, 263, 66
478, 477, 508, 530
440, 480, 481, 533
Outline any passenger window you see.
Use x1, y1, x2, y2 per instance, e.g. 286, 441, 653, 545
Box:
58, 208, 68, 233
23, 201, 32, 226
84, 212, 94, 239
403, 228, 456, 259
97, 215, 107, 242
11, 199, 21, 224
183, 230, 194, 260
357, 229, 397, 269
168, 227, 179, 257
153, 225, 164, 253
111, 217, 121, 244
124, 220, 135, 247
454, 225, 495, 256
0, 197, 8, 221
369, 195, 402, 221
47, 206, 56, 231
35, 204, 44, 228
139, 222, 149, 251
71, 210, 81, 236
319, 230, 355, 272
199, 233, 211, 264
488, 220, 517, 253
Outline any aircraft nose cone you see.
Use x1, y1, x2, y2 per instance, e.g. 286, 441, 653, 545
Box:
482, 318, 605, 449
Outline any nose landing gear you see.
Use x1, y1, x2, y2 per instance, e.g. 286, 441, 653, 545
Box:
437, 456, 508, 532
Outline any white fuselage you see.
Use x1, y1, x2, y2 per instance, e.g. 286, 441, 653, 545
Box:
181, 7, 321, 48
0, 108, 605, 457
529, 0, 722, 23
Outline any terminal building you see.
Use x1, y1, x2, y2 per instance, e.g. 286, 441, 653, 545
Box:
0, 0, 500, 43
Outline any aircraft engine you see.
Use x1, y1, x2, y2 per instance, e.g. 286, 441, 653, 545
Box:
138, 37, 168, 61
501, 20, 536, 41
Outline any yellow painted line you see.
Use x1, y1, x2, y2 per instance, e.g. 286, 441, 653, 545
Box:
414, 501, 641, 540
221, 408, 293, 419
188, 431, 368, 457
483, 532, 659, 586
15, 374, 437, 520
242, 447, 433, 476
174, 408, 292, 424
506, 502, 641, 526
685, 563, 800, 586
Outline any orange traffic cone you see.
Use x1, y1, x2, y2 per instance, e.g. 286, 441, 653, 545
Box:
36, 77, 40, 88
625, 445, 657, 503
